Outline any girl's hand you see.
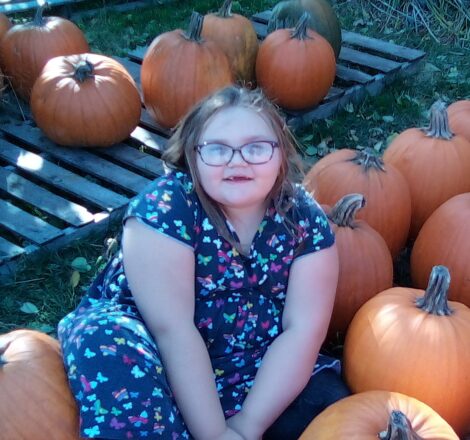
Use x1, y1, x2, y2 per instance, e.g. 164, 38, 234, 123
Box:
226, 412, 262, 440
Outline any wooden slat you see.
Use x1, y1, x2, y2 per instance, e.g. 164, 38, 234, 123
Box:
336, 64, 373, 84
128, 46, 147, 63
338, 46, 401, 73
0, 236, 24, 260
0, 199, 62, 244
251, 10, 271, 23
130, 125, 168, 155
0, 0, 73, 13
0, 140, 128, 210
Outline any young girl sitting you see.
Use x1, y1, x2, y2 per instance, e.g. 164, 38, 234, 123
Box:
58, 85, 350, 440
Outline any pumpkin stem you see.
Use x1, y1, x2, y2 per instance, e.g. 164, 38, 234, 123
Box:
184, 11, 204, 43
415, 265, 453, 316
378, 410, 423, 440
73, 59, 94, 83
328, 193, 366, 228
0, 339, 12, 366
217, 0, 233, 17
33, 1, 49, 26
290, 12, 313, 40
349, 148, 386, 172
422, 100, 454, 140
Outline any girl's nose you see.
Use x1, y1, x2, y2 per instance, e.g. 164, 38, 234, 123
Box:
227, 149, 247, 166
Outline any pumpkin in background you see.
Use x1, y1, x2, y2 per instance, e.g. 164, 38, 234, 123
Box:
383, 100, 470, 239
324, 193, 393, 342
202, 0, 258, 86
141, 11, 234, 129
343, 265, 470, 437
300, 390, 458, 439
256, 12, 336, 110
267, 0, 342, 59
0, 13, 11, 41
0, 329, 80, 439
448, 99, 470, 142
31, 53, 141, 147
0, 4, 89, 101
411, 193, 470, 307
304, 148, 411, 259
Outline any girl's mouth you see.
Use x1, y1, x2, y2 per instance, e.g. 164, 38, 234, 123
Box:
224, 176, 252, 182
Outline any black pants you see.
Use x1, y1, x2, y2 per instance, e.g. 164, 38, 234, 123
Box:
263, 368, 351, 439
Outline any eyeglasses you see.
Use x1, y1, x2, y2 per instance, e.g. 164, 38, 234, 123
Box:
195, 140, 279, 166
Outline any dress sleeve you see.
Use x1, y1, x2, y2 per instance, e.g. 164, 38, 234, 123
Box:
292, 185, 335, 258
123, 172, 197, 249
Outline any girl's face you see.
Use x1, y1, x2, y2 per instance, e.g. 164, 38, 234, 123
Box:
196, 106, 282, 216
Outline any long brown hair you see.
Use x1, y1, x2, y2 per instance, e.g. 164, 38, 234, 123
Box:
162, 85, 304, 252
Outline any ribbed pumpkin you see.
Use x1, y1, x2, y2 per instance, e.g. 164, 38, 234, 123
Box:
31, 53, 141, 147
304, 148, 411, 259
201, 0, 258, 85
141, 11, 234, 129
256, 12, 336, 111
0, 13, 11, 41
0, 4, 89, 101
383, 100, 470, 239
0, 330, 80, 439
267, 0, 342, 59
300, 390, 458, 439
411, 193, 470, 307
324, 193, 393, 341
448, 99, 470, 142
343, 265, 470, 437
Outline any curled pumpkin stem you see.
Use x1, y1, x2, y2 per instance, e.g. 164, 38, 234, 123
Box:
217, 0, 233, 17
350, 148, 386, 172
379, 410, 423, 440
184, 11, 204, 43
329, 193, 366, 228
291, 12, 313, 40
422, 100, 454, 140
33, 2, 49, 26
415, 265, 453, 316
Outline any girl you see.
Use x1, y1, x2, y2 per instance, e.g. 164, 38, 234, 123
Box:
58, 85, 349, 440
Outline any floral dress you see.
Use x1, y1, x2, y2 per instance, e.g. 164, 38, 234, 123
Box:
58, 171, 339, 439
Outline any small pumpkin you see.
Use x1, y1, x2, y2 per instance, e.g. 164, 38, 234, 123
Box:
300, 390, 458, 439
343, 265, 470, 436
383, 100, 470, 239
201, 0, 259, 85
141, 11, 234, 129
267, 0, 342, 59
256, 12, 336, 110
448, 99, 470, 142
31, 53, 141, 147
0, 329, 80, 439
0, 4, 89, 101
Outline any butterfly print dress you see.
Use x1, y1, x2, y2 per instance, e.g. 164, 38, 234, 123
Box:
58, 171, 339, 439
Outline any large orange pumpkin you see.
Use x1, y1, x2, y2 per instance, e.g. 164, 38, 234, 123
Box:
31, 53, 141, 147
411, 192, 470, 307
256, 12, 336, 110
343, 265, 470, 437
448, 99, 470, 142
300, 390, 458, 439
0, 329, 80, 439
141, 11, 234, 129
383, 100, 470, 239
201, 0, 259, 85
0, 4, 89, 101
304, 148, 411, 259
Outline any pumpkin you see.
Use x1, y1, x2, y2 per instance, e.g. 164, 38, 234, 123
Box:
256, 12, 336, 110
383, 100, 470, 239
201, 0, 259, 86
31, 53, 141, 147
299, 390, 458, 439
141, 11, 234, 129
324, 193, 393, 342
267, 0, 342, 59
343, 265, 470, 436
304, 148, 411, 259
448, 99, 470, 142
0, 4, 89, 101
411, 193, 470, 307
0, 329, 80, 439
0, 13, 11, 41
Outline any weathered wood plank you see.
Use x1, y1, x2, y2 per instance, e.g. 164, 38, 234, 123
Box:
338, 46, 402, 73
0, 236, 24, 260
130, 126, 168, 155
336, 64, 373, 84
0, 167, 94, 227
128, 46, 147, 63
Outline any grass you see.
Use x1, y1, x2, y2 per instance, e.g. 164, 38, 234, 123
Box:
0, 0, 469, 336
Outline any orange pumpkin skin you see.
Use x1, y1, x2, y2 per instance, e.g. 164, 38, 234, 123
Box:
141, 12, 234, 129
31, 53, 141, 147
343, 270, 470, 437
256, 14, 336, 110
202, 0, 259, 85
0, 13, 12, 42
448, 99, 470, 142
411, 193, 470, 307
0, 6, 89, 101
383, 101, 470, 239
0, 330, 81, 439
304, 148, 411, 259
300, 390, 459, 439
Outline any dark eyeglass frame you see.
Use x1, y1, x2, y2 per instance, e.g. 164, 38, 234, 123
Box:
195, 140, 279, 166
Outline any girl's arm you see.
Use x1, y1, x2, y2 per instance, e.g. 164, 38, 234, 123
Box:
227, 244, 339, 439
122, 218, 241, 440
